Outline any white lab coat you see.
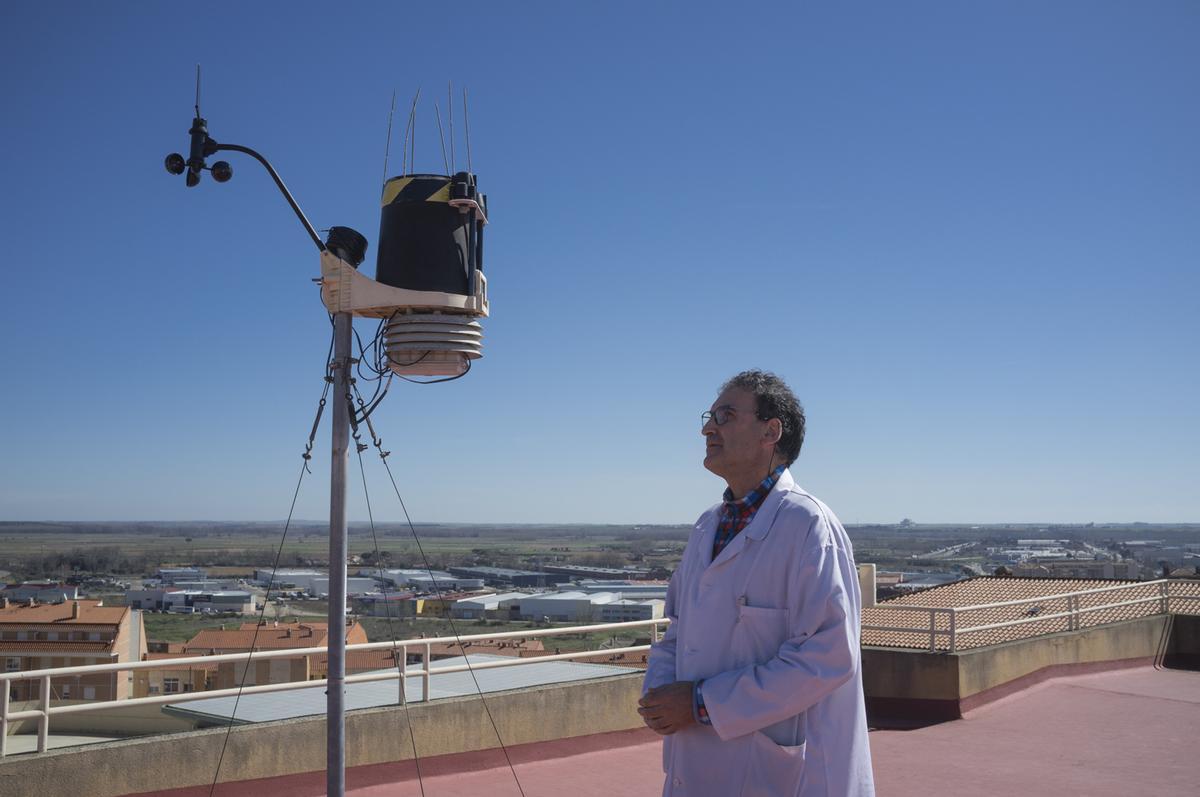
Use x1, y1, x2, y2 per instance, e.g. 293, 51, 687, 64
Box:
643, 470, 875, 796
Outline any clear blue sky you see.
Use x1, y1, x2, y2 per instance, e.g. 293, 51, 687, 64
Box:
1, 2, 1196, 525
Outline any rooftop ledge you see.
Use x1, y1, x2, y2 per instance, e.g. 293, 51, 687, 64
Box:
5, 663, 1197, 797
2, 580, 1198, 796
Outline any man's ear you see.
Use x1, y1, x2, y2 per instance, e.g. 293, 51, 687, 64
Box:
765, 418, 782, 446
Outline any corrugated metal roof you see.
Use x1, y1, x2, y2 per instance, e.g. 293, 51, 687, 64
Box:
163, 654, 639, 725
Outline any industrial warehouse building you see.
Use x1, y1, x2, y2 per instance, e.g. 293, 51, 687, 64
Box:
448, 566, 567, 588
516, 591, 619, 622
126, 588, 255, 614
252, 570, 378, 597
450, 592, 526, 619
368, 569, 487, 592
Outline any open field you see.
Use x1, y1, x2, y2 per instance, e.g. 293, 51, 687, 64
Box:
138, 611, 639, 653
0, 521, 691, 580
2, 520, 1196, 583
143, 612, 238, 643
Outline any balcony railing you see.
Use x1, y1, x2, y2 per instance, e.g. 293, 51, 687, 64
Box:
4, 579, 1199, 758
862, 578, 1200, 653
0, 618, 668, 758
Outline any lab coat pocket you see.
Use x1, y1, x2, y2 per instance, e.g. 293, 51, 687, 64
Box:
740, 730, 806, 797
734, 605, 790, 666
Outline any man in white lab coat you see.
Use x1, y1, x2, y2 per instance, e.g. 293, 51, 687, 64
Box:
640, 370, 875, 796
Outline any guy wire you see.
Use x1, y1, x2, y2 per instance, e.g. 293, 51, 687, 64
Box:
207, 457, 318, 794
448, 80, 455, 173
208, 332, 334, 795
207, 461, 307, 797
353, 439, 426, 797
352, 381, 526, 797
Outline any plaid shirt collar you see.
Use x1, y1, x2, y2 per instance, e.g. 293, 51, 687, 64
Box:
722, 463, 787, 509
712, 464, 787, 558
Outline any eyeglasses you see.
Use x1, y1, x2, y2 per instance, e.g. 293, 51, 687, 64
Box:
701, 405, 768, 429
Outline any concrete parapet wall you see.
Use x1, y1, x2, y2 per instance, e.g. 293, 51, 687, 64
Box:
0, 674, 645, 797
956, 615, 1170, 702
863, 615, 1185, 724
3, 699, 197, 738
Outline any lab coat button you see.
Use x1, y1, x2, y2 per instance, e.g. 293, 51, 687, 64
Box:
673, 777, 683, 786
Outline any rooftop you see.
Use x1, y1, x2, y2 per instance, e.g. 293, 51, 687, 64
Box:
181, 622, 364, 652
868, 666, 1200, 795
0, 599, 126, 626
162, 655, 638, 726
862, 576, 1200, 650
134, 665, 1199, 797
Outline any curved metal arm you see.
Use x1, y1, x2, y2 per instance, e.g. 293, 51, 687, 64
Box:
212, 142, 326, 252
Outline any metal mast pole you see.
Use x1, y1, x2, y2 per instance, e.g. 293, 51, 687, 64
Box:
327, 310, 353, 797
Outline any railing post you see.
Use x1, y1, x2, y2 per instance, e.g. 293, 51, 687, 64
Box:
1159, 580, 1169, 615
38, 675, 50, 753
929, 608, 937, 653
398, 645, 407, 705
1068, 595, 1078, 631
1, 679, 9, 758
948, 610, 957, 653
422, 642, 431, 702
652, 622, 660, 644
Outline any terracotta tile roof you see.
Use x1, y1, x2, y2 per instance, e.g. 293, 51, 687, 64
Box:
422, 639, 544, 657
0, 624, 115, 635
235, 621, 327, 631
184, 626, 328, 652
0, 640, 114, 654
311, 648, 404, 676
569, 650, 650, 669
184, 622, 365, 653
143, 652, 220, 671
862, 576, 1200, 651
0, 600, 126, 626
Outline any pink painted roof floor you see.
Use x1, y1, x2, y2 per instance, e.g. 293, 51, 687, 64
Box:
348, 666, 1200, 797
869, 666, 1200, 797
159, 666, 1195, 797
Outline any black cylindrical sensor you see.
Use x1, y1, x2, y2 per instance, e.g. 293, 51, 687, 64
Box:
376, 173, 475, 295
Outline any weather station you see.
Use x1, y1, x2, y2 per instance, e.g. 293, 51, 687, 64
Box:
164, 72, 493, 797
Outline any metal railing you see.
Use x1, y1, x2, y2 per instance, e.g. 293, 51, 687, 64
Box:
862, 578, 1200, 653
0, 617, 669, 758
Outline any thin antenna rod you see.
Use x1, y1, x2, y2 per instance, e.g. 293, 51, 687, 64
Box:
410, 88, 420, 175
400, 91, 416, 176
434, 103, 450, 175
448, 80, 455, 173
382, 91, 397, 185
194, 64, 201, 116
400, 90, 420, 177
462, 86, 473, 173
